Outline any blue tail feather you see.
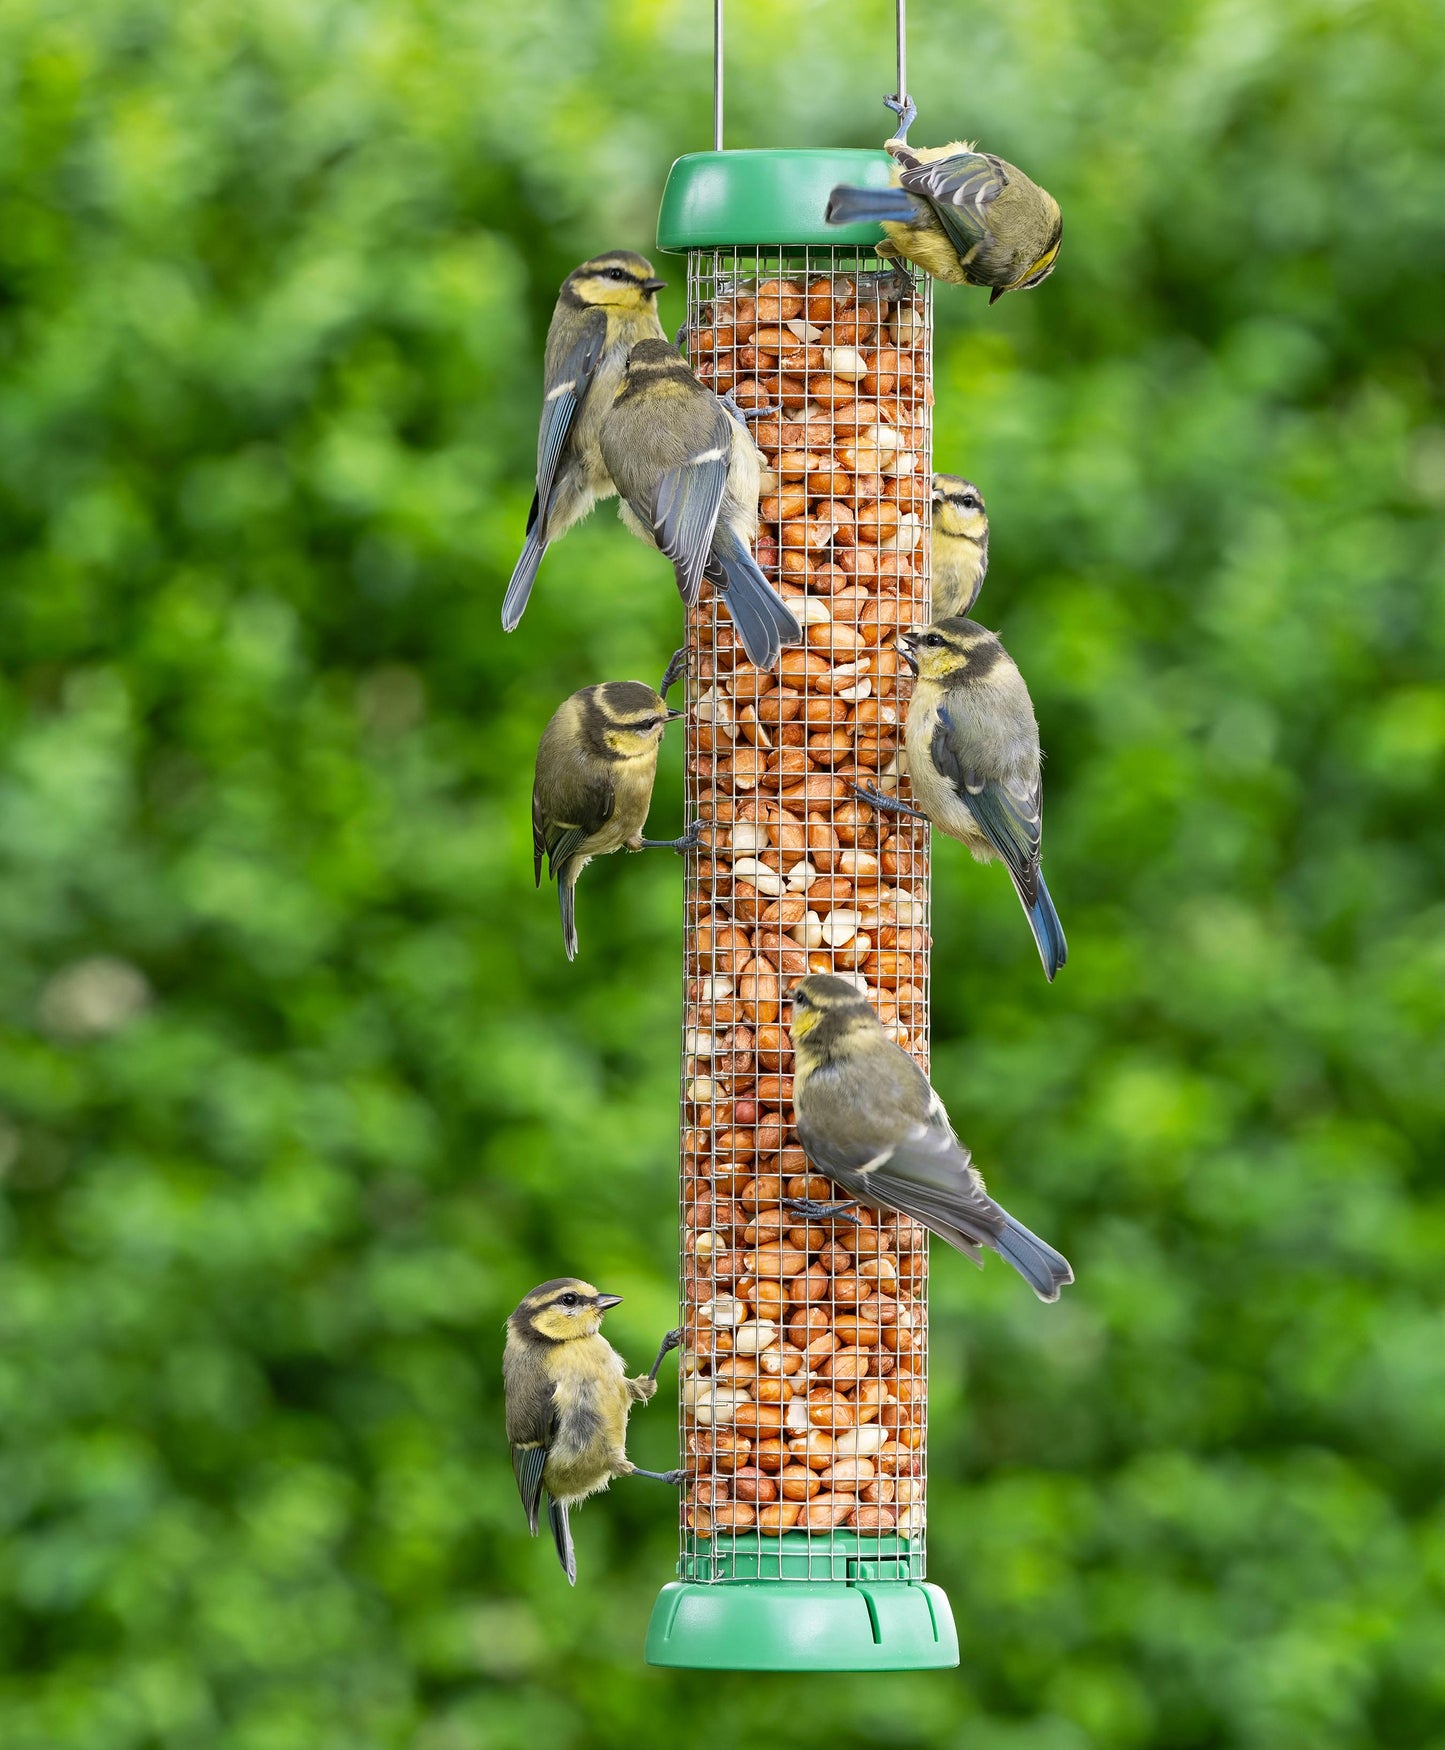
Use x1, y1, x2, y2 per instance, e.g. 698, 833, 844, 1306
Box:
548, 1495, 576, 1586
707, 525, 801, 670
826, 184, 925, 227
502, 499, 547, 631
1024, 869, 1067, 982
992, 1210, 1074, 1303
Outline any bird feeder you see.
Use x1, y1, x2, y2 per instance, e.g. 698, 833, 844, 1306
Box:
644, 1, 957, 1673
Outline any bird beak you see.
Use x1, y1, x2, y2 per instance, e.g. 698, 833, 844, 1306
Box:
665, 708, 685, 722
988, 286, 1005, 305
643, 278, 667, 294
594, 1294, 623, 1310
896, 631, 919, 675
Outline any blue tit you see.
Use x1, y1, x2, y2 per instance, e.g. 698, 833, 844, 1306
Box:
502, 251, 667, 631
533, 658, 694, 961
504, 1278, 682, 1585
788, 976, 1073, 1301
931, 475, 989, 618
826, 98, 1061, 301
598, 339, 802, 671
859, 616, 1067, 980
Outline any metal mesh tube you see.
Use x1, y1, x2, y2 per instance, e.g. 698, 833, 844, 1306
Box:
677, 247, 933, 1583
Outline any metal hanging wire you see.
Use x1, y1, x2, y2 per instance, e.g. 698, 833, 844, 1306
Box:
895, 0, 908, 117
713, 0, 724, 151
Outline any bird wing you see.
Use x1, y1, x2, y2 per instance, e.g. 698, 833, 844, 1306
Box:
536, 765, 616, 879
930, 706, 1042, 905
796, 1064, 1000, 1261
532, 787, 547, 888
535, 310, 608, 521
796, 1052, 981, 1244
512, 1440, 550, 1536
506, 1363, 559, 1536
650, 414, 731, 605
899, 150, 1009, 256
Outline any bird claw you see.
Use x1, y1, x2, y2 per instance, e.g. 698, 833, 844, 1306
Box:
720, 391, 778, 427
636, 819, 708, 854
629, 1465, 687, 1487
783, 1196, 861, 1226
883, 92, 918, 143
646, 1326, 683, 1382
852, 781, 928, 822
659, 646, 688, 696
885, 260, 917, 301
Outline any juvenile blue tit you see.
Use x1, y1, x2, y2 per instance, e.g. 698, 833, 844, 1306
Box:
533, 661, 694, 961
502, 251, 667, 632
504, 1278, 682, 1585
859, 617, 1067, 980
598, 339, 801, 671
789, 976, 1073, 1301
931, 475, 989, 618
826, 98, 1061, 300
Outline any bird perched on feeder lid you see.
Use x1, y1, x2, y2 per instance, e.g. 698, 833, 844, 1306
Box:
504, 1277, 682, 1585
856, 616, 1067, 980
930, 475, 990, 618
533, 651, 696, 961
599, 339, 801, 671
502, 250, 668, 633
825, 97, 1062, 301
788, 976, 1073, 1301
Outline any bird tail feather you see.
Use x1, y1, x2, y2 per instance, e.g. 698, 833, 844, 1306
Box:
826, 185, 924, 226
502, 497, 547, 631
559, 867, 580, 961
1023, 869, 1067, 982
992, 1210, 1073, 1303
548, 1495, 577, 1586
707, 525, 801, 670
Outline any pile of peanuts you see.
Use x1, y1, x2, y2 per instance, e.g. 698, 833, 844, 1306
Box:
679, 263, 933, 1544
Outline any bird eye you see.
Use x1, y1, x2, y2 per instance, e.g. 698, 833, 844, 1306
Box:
559, 1293, 579, 1307
962, 495, 979, 510
607, 268, 627, 280
924, 634, 943, 647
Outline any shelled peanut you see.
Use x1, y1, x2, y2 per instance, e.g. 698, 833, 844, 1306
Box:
681, 267, 933, 1543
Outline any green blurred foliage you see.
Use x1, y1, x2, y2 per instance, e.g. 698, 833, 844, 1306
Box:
0, 0, 1442, 1744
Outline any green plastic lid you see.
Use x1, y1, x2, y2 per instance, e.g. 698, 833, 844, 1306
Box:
656, 149, 895, 252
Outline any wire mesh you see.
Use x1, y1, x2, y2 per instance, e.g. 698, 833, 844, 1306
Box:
678, 247, 933, 1582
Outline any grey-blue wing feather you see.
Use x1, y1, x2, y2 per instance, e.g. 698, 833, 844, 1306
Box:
535, 766, 616, 880
512, 1442, 548, 1535
930, 707, 1041, 903
653, 454, 729, 604
900, 152, 1009, 257
962, 777, 1042, 906
795, 1053, 996, 1257
535, 311, 607, 520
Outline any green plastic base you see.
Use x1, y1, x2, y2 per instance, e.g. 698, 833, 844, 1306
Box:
656, 149, 895, 252
645, 1534, 958, 1671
